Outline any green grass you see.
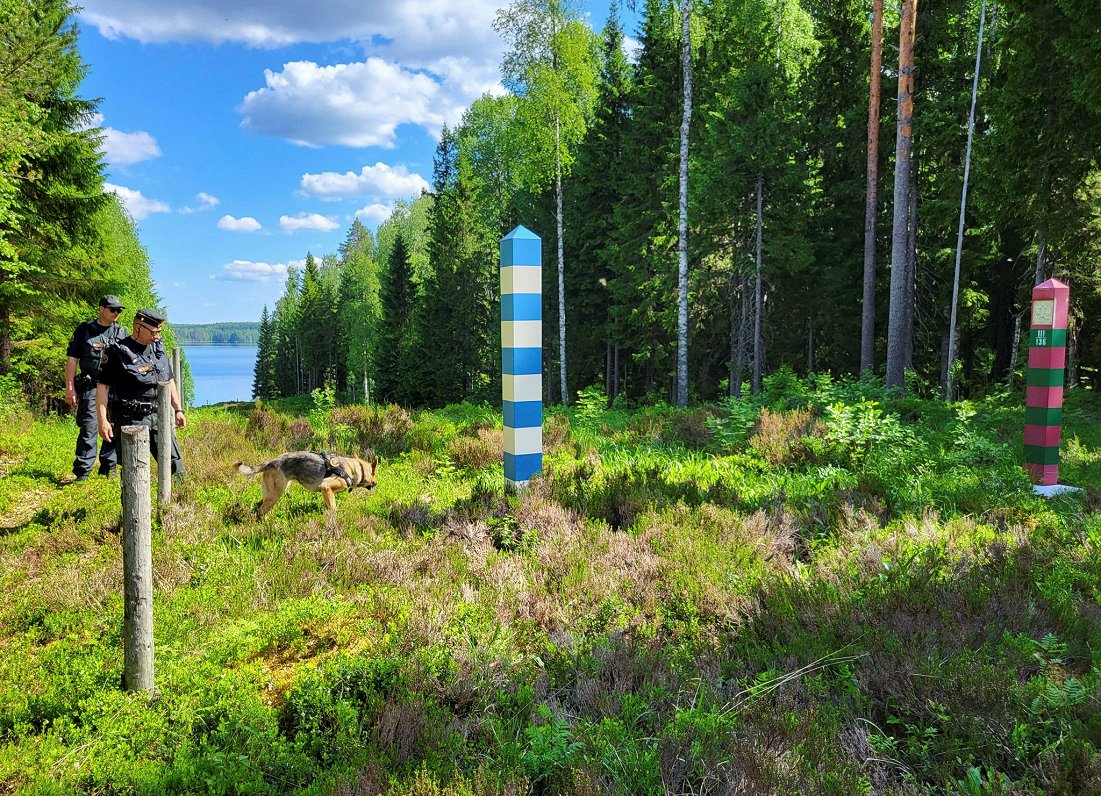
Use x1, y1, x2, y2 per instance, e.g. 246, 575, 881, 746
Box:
2, 377, 1101, 794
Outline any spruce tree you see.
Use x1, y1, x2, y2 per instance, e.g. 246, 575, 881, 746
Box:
565, 7, 633, 398
374, 235, 415, 404
0, 0, 107, 377
252, 306, 277, 399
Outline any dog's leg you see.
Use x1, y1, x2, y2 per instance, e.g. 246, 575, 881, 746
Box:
258, 471, 289, 517
318, 476, 347, 512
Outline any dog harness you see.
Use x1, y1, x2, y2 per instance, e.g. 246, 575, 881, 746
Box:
319, 451, 354, 489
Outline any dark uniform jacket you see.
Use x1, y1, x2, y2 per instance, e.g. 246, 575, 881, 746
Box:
97, 337, 175, 418
67, 320, 125, 391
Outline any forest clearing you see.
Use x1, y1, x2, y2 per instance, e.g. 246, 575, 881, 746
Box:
3, 379, 1101, 794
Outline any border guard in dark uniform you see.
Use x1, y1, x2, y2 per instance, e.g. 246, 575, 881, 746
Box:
95, 309, 187, 479
65, 295, 127, 481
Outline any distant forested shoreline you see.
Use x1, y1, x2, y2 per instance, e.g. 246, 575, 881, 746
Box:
174, 322, 260, 345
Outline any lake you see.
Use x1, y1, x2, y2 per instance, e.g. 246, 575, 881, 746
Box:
182, 344, 258, 407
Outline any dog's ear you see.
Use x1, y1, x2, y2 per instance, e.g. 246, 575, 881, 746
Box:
370, 460, 378, 476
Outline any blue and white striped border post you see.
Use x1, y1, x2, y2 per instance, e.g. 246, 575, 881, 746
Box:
501, 225, 542, 488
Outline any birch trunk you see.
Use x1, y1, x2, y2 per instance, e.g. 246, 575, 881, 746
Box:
752, 173, 764, 395
676, 0, 692, 407
556, 113, 567, 405
946, 0, 986, 400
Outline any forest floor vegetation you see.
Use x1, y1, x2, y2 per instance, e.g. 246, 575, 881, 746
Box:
3, 372, 1101, 794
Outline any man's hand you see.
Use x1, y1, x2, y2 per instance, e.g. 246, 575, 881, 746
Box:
175, 410, 187, 429
65, 388, 78, 407
99, 421, 113, 443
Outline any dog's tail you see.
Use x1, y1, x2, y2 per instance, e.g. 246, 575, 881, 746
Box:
234, 461, 264, 476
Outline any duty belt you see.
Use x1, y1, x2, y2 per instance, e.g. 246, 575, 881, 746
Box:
75, 373, 98, 392
112, 398, 156, 417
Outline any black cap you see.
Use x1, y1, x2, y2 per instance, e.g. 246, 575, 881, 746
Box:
134, 309, 166, 329
100, 295, 124, 310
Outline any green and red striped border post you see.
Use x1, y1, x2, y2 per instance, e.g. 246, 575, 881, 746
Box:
1024, 278, 1069, 486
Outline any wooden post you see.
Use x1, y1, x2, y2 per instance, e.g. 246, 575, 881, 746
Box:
172, 347, 184, 411
156, 381, 172, 505
501, 225, 543, 489
121, 424, 154, 692
1024, 279, 1070, 486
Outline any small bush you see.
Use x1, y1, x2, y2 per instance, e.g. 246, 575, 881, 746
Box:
749, 405, 823, 466
246, 402, 292, 449
329, 404, 415, 457
446, 428, 502, 470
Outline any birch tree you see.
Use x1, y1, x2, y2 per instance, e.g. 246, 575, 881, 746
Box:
494, 0, 598, 405
675, 0, 692, 406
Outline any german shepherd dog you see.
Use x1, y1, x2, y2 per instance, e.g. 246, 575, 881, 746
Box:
234, 452, 378, 516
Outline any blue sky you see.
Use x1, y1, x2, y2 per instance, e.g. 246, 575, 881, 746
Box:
76, 0, 637, 325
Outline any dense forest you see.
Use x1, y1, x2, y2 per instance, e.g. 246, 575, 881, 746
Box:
2, 0, 1100, 412
0, 0, 179, 411
174, 322, 261, 345
253, 0, 1101, 409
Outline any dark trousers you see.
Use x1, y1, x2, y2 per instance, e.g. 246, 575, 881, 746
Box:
112, 413, 186, 478
73, 389, 117, 477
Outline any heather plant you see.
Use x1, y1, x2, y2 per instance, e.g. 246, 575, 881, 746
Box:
3, 390, 1101, 794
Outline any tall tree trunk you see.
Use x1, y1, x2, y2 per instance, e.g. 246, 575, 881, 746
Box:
0, 302, 10, 375
556, 114, 568, 405
735, 270, 749, 399
885, 0, 918, 390
753, 173, 764, 395
1007, 309, 1022, 387
860, 0, 884, 374
676, 0, 692, 408
946, 0, 986, 400
807, 320, 815, 374
728, 266, 737, 397
613, 345, 620, 399
1033, 232, 1047, 286
904, 157, 918, 373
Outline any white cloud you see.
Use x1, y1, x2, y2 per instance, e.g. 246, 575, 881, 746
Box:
354, 203, 393, 226
279, 212, 340, 232
85, 112, 162, 165
217, 214, 262, 232
301, 162, 429, 201
220, 258, 302, 282
623, 36, 642, 63
240, 59, 475, 148
77, 1, 503, 65
181, 192, 220, 214
80, 3, 509, 148
103, 128, 162, 165
104, 183, 170, 220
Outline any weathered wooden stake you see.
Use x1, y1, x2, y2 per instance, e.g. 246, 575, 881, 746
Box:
121, 424, 154, 692
156, 381, 173, 505
172, 347, 184, 411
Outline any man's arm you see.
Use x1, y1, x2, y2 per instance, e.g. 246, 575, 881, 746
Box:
170, 380, 187, 429
96, 384, 113, 442
64, 357, 79, 407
